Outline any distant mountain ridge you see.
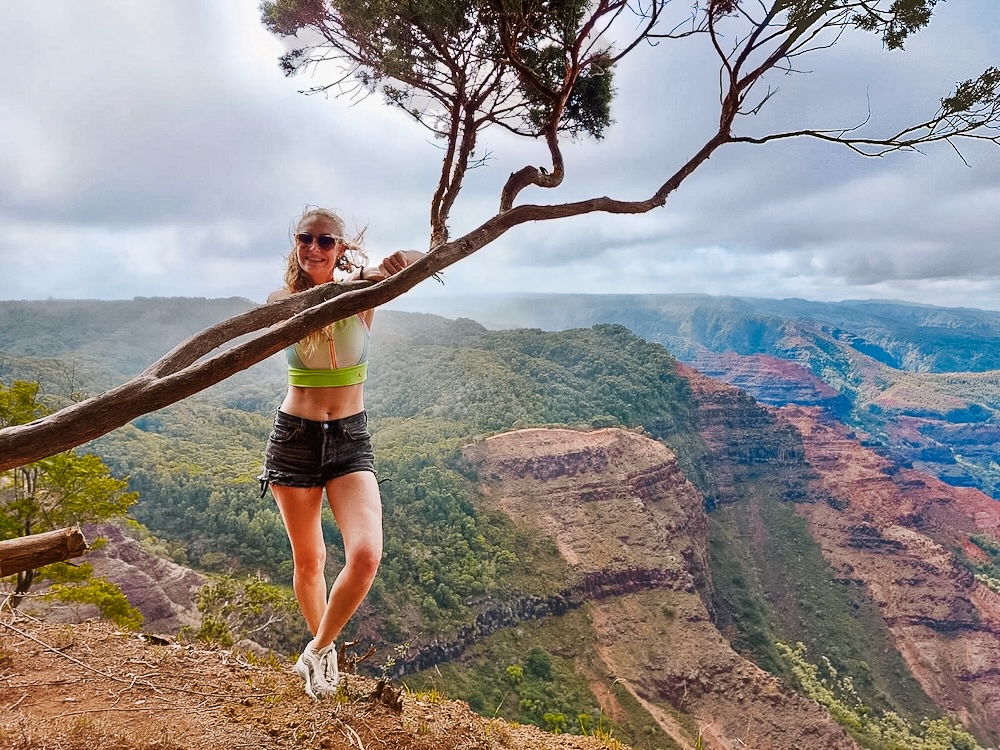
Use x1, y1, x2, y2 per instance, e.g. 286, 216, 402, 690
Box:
392, 293, 1000, 371
0, 297, 287, 413
0, 297, 259, 378
393, 293, 1000, 497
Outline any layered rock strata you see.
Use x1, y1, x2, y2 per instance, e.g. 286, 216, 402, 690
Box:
465, 427, 859, 750
23, 523, 204, 635
780, 405, 1000, 745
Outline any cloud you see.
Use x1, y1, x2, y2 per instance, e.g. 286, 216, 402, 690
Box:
0, 1, 998, 311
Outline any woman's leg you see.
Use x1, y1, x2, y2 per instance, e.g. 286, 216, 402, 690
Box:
313, 470, 383, 649
271, 484, 328, 635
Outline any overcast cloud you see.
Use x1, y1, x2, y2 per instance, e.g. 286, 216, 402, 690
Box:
1, 2, 998, 311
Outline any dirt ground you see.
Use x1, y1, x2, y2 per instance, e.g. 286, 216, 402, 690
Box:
0, 614, 625, 750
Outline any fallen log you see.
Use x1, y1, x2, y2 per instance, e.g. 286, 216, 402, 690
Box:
0, 527, 89, 577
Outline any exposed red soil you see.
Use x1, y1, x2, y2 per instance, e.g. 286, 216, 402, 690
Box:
0, 615, 620, 750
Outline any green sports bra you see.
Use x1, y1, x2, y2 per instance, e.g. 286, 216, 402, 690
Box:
285, 314, 371, 388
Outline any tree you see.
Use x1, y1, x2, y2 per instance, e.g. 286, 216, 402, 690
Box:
0, 381, 138, 605
261, 0, 621, 246
184, 573, 305, 652
41, 561, 144, 631
0, 0, 997, 470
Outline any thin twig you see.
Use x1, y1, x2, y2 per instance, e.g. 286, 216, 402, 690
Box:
6, 692, 29, 711
111, 672, 146, 703
336, 717, 367, 749
0, 618, 130, 682
54, 700, 215, 719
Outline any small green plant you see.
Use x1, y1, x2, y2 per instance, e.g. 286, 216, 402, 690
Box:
379, 640, 411, 680
543, 712, 566, 734
404, 683, 448, 704
975, 572, 1000, 593
188, 616, 233, 647
42, 570, 143, 631
592, 714, 627, 750
240, 648, 283, 669
328, 683, 349, 706
504, 664, 523, 686
525, 647, 553, 680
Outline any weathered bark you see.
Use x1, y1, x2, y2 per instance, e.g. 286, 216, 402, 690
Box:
0, 526, 88, 577
0, 196, 684, 472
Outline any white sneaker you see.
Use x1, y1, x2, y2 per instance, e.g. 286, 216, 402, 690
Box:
294, 641, 337, 700
321, 645, 340, 689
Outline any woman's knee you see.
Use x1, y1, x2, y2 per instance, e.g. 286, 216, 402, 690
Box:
293, 550, 327, 579
346, 543, 382, 581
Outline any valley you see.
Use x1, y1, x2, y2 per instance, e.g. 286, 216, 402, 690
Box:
2, 296, 999, 749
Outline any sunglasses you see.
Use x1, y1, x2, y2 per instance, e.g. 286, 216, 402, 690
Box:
295, 232, 342, 250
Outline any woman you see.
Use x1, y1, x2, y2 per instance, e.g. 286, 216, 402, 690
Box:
259, 206, 421, 699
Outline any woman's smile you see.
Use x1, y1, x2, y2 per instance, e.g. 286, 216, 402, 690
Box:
295, 215, 344, 283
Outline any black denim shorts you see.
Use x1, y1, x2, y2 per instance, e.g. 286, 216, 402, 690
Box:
258, 410, 376, 496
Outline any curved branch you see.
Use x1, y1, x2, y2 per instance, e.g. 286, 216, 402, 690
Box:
0, 131, 735, 472
499, 158, 564, 212
0, 280, 401, 471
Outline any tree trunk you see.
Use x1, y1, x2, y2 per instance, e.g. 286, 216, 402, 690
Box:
0, 526, 89, 578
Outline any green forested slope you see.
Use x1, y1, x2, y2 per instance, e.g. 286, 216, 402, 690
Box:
370, 313, 693, 434
57, 309, 700, 645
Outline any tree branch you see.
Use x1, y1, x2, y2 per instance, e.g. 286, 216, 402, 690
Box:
0, 526, 88, 578
0, 152, 725, 472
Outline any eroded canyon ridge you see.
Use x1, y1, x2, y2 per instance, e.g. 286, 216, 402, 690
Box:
403, 364, 1000, 749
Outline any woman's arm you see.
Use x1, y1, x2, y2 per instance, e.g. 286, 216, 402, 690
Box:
358, 250, 425, 282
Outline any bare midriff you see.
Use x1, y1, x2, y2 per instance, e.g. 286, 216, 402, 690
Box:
279, 382, 366, 422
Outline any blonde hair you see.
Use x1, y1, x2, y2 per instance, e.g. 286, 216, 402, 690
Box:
283, 206, 368, 292
284, 206, 369, 354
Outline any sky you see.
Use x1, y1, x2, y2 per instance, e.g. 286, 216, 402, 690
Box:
1, 2, 998, 312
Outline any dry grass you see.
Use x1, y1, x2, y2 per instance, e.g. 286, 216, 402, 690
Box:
0, 613, 625, 750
